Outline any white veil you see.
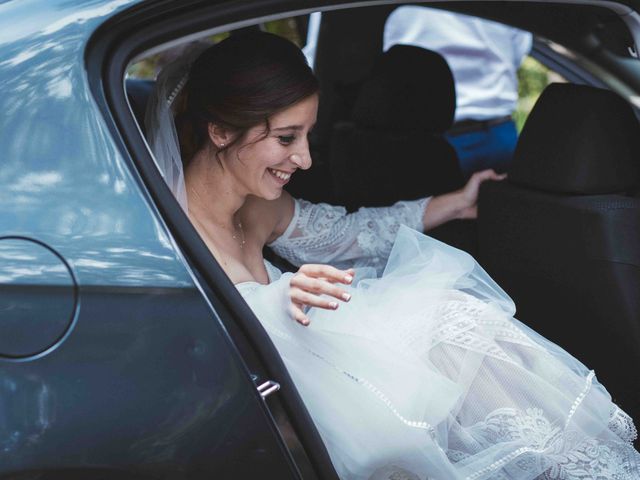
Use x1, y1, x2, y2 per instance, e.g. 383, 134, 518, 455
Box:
144, 44, 209, 211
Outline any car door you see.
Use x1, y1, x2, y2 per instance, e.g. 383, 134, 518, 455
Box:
0, 0, 329, 478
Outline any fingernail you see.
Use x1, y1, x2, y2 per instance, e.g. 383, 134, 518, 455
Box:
329, 301, 338, 309
342, 293, 351, 302
344, 275, 353, 283
302, 319, 310, 326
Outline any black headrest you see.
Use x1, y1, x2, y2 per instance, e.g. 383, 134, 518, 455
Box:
510, 83, 640, 194
351, 45, 455, 133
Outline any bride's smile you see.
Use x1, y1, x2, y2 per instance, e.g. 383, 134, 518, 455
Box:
213, 93, 318, 201
267, 167, 293, 183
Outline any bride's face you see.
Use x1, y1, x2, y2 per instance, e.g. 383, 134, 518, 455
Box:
222, 94, 318, 201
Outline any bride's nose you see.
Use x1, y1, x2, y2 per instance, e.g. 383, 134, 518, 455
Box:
290, 150, 312, 170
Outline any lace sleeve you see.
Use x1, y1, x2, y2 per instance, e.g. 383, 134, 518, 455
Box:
268, 197, 430, 273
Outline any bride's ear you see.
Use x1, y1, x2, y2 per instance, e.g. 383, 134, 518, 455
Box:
207, 122, 232, 149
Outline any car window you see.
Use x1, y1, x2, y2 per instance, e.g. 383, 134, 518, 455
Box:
127, 19, 305, 81
301, 9, 570, 134
516, 54, 566, 131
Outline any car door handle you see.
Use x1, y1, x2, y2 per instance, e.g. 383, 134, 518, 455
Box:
257, 380, 280, 399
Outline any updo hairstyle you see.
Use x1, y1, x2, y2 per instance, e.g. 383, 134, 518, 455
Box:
174, 31, 319, 165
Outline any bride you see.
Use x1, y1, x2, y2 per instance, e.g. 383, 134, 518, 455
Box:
146, 31, 640, 479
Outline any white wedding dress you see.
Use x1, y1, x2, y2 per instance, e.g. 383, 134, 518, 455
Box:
237, 198, 639, 480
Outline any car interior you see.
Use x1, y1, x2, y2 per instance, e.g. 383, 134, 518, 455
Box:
479, 81, 640, 427
116, 1, 640, 469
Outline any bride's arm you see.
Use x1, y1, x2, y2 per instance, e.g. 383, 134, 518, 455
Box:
268, 170, 505, 271
268, 193, 427, 272
258, 171, 504, 325
422, 169, 506, 230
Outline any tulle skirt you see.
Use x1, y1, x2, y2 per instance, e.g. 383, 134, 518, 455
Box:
240, 226, 639, 479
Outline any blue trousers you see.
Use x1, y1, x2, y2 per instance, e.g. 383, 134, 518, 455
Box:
445, 119, 518, 178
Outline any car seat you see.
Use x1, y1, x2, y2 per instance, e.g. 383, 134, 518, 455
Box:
328, 45, 475, 254
478, 83, 640, 427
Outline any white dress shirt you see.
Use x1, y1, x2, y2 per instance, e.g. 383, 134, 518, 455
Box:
304, 8, 532, 122
384, 6, 531, 121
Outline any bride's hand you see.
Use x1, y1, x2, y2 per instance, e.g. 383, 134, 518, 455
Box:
289, 264, 355, 326
423, 169, 507, 230
457, 169, 507, 219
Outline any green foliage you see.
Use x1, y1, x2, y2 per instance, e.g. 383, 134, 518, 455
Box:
264, 18, 303, 47
126, 18, 304, 80
515, 56, 555, 132
127, 55, 159, 79
126, 33, 230, 80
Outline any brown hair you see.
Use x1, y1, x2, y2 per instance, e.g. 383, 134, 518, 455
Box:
174, 31, 319, 165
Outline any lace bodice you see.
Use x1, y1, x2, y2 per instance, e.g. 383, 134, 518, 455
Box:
268, 197, 430, 274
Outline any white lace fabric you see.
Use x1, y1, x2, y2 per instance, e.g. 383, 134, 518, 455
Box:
268, 197, 430, 274
239, 206, 640, 480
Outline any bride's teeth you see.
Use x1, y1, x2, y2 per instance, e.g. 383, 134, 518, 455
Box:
270, 169, 290, 180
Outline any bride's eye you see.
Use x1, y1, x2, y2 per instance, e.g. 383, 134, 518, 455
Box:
278, 135, 296, 145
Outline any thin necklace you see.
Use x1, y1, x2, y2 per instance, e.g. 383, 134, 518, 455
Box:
232, 220, 246, 249
189, 210, 246, 249
213, 219, 245, 249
